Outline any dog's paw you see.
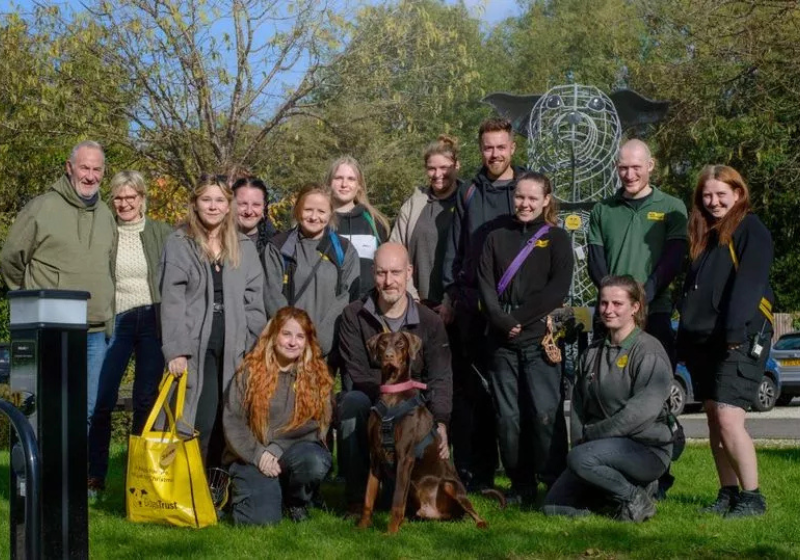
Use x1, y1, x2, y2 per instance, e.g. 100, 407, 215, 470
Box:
476, 520, 489, 529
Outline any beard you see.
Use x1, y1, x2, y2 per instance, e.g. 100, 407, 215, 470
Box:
379, 288, 404, 305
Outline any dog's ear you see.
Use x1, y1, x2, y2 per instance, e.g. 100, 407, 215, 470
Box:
403, 332, 422, 361
366, 333, 383, 363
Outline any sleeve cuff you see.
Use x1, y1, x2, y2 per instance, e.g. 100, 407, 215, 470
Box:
251, 444, 269, 466
265, 442, 285, 460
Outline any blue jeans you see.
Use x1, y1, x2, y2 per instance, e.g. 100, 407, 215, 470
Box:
88, 306, 164, 480
86, 331, 109, 429
229, 441, 331, 526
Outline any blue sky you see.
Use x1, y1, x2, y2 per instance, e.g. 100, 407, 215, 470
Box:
461, 0, 521, 25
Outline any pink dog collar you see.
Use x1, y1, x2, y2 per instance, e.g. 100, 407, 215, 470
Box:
380, 380, 428, 394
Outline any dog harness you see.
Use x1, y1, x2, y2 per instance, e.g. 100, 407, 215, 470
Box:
371, 386, 438, 471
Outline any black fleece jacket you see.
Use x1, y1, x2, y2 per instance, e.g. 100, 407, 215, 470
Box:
442, 166, 527, 304
338, 292, 453, 424
335, 204, 388, 298
477, 215, 574, 347
679, 213, 774, 346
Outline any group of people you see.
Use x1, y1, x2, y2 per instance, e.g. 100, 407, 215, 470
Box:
0, 118, 774, 526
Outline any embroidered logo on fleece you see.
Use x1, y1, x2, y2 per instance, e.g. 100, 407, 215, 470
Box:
647, 212, 665, 221
535, 240, 549, 248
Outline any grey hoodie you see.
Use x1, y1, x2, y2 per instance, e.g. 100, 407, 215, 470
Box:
159, 228, 266, 430
571, 328, 673, 463
263, 227, 359, 356
223, 367, 328, 465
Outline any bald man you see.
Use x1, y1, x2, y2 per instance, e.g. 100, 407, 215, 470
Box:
335, 243, 453, 512
587, 140, 687, 497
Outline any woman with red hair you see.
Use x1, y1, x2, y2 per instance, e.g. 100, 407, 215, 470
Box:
678, 165, 774, 518
223, 307, 333, 525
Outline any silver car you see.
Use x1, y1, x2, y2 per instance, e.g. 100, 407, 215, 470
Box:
770, 333, 800, 406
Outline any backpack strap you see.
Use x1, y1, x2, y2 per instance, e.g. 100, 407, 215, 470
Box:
328, 229, 344, 266
463, 183, 477, 209
728, 241, 773, 324
361, 210, 382, 245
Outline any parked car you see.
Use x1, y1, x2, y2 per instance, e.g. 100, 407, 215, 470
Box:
0, 342, 9, 385
668, 355, 781, 416
769, 332, 800, 406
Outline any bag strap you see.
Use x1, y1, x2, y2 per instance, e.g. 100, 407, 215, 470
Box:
291, 253, 327, 305
496, 225, 551, 295
142, 372, 187, 436
728, 241, 774, 324
588, 346, 613, 420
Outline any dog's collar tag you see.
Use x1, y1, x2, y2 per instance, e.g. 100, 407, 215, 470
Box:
380, 380, 428, 393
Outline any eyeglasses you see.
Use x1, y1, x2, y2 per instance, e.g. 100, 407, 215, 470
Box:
112, 195, 140, 205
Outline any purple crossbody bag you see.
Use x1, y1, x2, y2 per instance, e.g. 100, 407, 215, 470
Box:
496, 225, 551, 295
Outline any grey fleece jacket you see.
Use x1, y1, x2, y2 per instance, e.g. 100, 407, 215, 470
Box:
263, 227, 359, 356
159, 228, 267, 431
223, 367, 328, 466
572, 328, 673, 462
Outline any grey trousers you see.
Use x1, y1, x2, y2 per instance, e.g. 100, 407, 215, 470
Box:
228, 441, 331, 526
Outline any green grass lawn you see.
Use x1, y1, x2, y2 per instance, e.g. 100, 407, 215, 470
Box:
0, 443, 799, 559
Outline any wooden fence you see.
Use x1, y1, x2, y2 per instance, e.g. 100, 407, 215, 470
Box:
773, 313, 795, 342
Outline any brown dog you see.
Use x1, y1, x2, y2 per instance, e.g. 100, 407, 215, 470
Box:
357, 331, 504, 533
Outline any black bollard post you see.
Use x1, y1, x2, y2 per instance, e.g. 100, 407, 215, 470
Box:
9, 289, 90, 559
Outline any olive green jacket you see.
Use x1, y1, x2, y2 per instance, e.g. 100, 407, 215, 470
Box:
111, 218, 174, 304
1, 175, 116, 332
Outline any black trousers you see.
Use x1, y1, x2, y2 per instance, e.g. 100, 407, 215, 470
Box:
196, 311, 225, 469
449, 306, 499, 489
487, 341, 568, 489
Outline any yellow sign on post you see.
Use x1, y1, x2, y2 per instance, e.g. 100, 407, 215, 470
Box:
565, 214, 582, 230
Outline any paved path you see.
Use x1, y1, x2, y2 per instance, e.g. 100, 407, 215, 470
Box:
564, 399, 800, 441
679, 399, 800, 440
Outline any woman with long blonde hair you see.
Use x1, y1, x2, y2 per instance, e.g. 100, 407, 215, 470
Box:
160, 175, 266, 469
325, 156, 390, 298
224, 307, 333, 525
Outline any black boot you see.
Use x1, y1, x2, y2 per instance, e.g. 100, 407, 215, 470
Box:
725, 490, 766, 518
615, 487, 656, 523
700, 486, 740, 515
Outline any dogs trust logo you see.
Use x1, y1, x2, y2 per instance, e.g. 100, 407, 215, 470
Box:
129, 487, 179, 510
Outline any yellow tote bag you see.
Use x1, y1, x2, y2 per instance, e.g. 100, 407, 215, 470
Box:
126, 373, 217, 528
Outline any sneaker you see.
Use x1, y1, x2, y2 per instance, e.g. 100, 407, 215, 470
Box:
287, 505, 310, 523
616, 487, 656, 523
87, 477, 105, 502
700, 487, 739, 515
725, 491, 766, 518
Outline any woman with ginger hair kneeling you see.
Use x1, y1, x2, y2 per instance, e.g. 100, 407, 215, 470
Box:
223, 307, 333, 525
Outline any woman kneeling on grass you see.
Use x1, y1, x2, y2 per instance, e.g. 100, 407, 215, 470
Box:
223, 307, 333, 525
544, 275, 673, 522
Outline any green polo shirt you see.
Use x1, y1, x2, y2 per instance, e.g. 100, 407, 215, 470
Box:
588, 186, 688, 314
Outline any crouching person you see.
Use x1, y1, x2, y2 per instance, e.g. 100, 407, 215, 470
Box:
544, 276, 673, 522
223, 307, 333, 525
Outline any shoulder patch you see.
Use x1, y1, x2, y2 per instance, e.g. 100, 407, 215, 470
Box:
647, 211, 665, 221
616, 355, 629, 368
